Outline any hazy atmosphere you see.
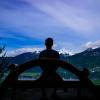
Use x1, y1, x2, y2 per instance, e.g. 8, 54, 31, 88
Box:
0, 0, 100, 56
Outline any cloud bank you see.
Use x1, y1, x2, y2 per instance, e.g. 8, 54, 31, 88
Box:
7, 47, 43, 57
83, 40, 100, 49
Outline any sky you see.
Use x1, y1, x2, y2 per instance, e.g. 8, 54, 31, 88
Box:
0, 0, 100, 56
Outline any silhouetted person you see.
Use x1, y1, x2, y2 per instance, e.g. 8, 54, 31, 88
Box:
39, 38, 62, 99
39, 38, 59, 59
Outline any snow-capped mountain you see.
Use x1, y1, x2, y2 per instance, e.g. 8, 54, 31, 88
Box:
7, 47, 74, 57
7, 47, 100, 65
68, 47, 100, 70
77, 47, 100, 56
4, 47, 100, 79
58, 48, 73, 55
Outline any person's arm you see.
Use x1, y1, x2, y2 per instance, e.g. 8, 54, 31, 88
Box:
39, 51, 44, 58
58, 53, 60, 59
56, 51, 60, 59
38, 51, 43, 59
39, 53, 41, 58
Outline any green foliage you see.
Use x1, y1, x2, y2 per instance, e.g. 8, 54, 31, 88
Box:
0, 45, 10, 80
68, 55, 100, 70
66, 54, 100, 79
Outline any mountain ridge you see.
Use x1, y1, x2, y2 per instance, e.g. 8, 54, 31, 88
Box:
7, 47, 100, 65
2, 47, 100, 79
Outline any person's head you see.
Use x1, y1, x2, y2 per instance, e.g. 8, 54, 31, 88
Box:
45, 37, 53, 49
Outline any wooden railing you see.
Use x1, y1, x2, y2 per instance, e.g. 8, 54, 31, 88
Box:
0, 58, 100, 100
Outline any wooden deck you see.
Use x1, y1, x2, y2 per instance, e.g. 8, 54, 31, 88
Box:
0, 59, 100, 100
2, 87, 98, 100
1, 80, 100, 100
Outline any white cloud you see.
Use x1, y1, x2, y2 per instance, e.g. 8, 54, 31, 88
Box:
7, 47, 43, 57
0, 9, 63, 40
83, 40, 100, 49
31, 0, 100, 35
0, 0, 100, 40
54, 41, 76, 54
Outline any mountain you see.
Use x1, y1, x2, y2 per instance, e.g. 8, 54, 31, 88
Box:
59, 48, 73, 55
3, 47, 100, 79
11, 52, 39, 64
67, 47, 100, 79
75, 47, 100, 56
6, 47, 100, 69
6, 50, 70, 64
68, 47, 100, 69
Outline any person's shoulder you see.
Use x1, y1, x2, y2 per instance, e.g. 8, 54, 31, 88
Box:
39, 50, 46, 54
52, 49, 60, 58
52, 49, 59, 53
39, 50, 46, 55
52, 49, 59, 55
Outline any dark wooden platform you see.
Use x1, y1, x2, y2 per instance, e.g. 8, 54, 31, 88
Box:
1, 80, 99, 100
0, 59, 100, 100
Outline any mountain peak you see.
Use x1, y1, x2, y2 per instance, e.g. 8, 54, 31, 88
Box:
58, 48, 73, 55
86, 48, 93, 51
81, 47, 100, 56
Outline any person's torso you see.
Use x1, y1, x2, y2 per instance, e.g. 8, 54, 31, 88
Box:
39, 49, 61, 81
39, 49, 59, 58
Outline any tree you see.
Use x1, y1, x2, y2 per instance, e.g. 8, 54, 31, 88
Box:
0, 45, 9, 80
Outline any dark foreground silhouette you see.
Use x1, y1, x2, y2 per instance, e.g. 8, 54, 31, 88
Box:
0, 37, 100, 100
0, 58, 100, 100
0, 38, 100, 100
39, 38, 63, 98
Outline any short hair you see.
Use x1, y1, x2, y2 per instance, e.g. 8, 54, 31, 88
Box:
45, 38, 53, 46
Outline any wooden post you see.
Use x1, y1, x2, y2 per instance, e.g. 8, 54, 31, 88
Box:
9, 64, 16, 100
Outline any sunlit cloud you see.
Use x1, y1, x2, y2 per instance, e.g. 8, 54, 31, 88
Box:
83, 40, 100, 49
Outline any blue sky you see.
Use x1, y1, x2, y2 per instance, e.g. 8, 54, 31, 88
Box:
0, 0, 100, 56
